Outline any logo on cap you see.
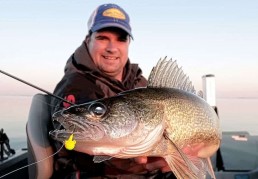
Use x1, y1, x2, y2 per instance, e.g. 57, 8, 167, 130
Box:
103, 8, 126, 20
87, 4, 133, 38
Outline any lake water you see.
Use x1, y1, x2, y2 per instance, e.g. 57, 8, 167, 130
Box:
0, 95, 258, 150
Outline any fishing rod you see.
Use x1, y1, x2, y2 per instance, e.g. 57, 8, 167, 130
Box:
0, 69, 74, 105
0, 69, 76, 178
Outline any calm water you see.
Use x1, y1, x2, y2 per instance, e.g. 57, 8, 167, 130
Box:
0, 95, 258, 150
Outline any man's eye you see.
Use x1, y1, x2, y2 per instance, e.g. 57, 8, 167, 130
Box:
96, 36, 106, 40
118, 37, 128, 42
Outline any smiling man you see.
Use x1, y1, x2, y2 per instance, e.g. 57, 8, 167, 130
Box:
51, 3, 174, 178
86, 27, 130, 82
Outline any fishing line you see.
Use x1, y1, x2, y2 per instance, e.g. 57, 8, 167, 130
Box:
0, 143, 64, 179
0, 121, 76, 178
0, 69, 74, 105
34, 95, 62, 108
0, 70, 77, 177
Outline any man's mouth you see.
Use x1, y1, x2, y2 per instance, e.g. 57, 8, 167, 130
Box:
103, 56, 118, 60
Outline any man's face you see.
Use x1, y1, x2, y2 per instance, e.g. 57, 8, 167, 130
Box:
86, 27, 130, 81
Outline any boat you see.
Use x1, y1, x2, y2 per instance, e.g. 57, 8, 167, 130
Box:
0, 149, 28, 178
2, 132, 258, 178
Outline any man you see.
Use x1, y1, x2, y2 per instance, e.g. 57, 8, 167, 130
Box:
51, 3, 173, 178
0, 128, 15, 158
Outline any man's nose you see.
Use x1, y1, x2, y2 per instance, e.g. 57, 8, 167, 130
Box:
106, 41, 118, 53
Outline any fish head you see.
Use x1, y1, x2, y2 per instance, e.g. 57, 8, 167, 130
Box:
51, 96, 137, 141
50, 92, 164, 154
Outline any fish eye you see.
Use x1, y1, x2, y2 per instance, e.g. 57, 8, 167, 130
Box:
88, 102, 106, 117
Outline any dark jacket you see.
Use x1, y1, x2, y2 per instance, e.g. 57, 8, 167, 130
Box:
50, 41, 148, 178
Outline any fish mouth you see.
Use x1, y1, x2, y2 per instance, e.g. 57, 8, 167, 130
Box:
50, 110, 105, 142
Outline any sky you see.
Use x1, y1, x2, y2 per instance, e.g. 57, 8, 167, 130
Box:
0, 0, 258, 98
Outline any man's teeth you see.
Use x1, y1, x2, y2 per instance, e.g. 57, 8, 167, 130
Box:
104, 56, 117, 60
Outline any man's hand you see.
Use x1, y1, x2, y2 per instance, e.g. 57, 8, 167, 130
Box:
135, 156, 171, 173
105, 156, 171, 175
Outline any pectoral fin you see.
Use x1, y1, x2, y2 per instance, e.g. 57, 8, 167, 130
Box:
164, 135, 211, 179
93, 155, 113, 163
164, 149, 200, 179
202, 158, 216, 179
204, 157, 216, 179
164, 141, 217, 179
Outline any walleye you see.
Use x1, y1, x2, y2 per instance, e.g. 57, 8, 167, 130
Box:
50, 57, 221, 179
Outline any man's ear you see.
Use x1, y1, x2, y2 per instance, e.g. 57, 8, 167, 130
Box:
85, 35, 90, 45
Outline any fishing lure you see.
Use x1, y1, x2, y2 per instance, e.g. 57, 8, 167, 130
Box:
65, 134, 77, 150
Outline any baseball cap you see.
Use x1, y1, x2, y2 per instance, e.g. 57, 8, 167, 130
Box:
87, 4, 133, 38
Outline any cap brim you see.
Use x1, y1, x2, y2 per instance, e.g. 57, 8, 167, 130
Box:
91, 23, 133, 39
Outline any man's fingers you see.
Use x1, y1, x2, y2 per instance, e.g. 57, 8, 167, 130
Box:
133, 156, 148, 164
161, 165, 171, 173
105, 158, 148, 174
145, 157, 169, 172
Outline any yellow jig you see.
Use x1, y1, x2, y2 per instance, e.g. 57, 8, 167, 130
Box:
65, 134, 76, 150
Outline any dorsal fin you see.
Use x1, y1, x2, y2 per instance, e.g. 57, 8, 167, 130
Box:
148, 57, 196, 94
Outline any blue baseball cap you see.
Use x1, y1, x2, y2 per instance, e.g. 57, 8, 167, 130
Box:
87, 4, 133, 38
